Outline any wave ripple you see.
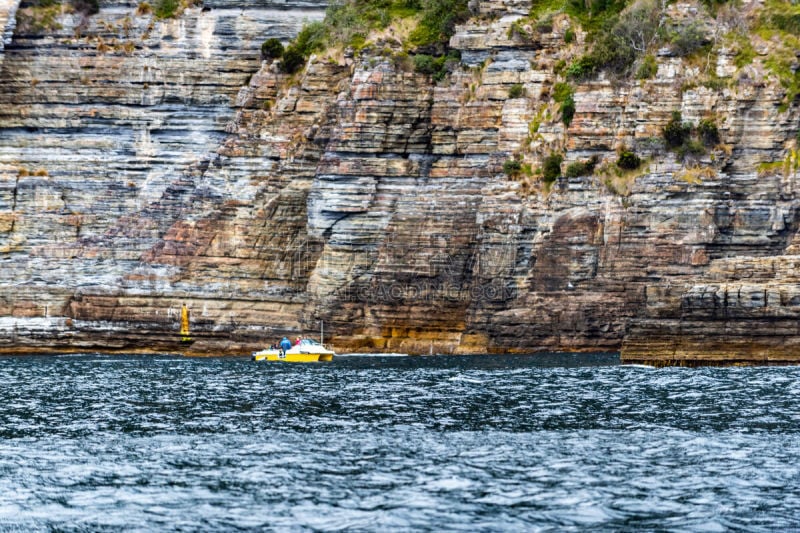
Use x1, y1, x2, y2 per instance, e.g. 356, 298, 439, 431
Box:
0, 353, 798, 530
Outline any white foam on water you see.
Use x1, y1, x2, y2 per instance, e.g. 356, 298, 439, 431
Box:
447, 375, 483, 384
336, 353, 409, 357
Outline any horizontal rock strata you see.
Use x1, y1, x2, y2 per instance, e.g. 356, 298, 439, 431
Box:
1, 0, 799, 363
0, 0, 326, 353
622, 256, 800, 365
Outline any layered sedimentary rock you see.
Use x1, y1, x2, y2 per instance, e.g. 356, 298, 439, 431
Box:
1, 0, 800, 361
0, 0, 325, 352
622, 255, 800, 365
0, 0, 20, 68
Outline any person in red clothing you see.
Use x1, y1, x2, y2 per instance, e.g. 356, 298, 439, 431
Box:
294, 337, 302, 346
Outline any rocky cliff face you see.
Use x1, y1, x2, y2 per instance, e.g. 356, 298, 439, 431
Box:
0, 0, 325, 352
0, 0, 20, 68
1, 0, 799, 362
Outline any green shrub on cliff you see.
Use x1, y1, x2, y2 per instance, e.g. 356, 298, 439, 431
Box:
564, 155, 600, 178
662, 112, 722, 161
15, 0, 67, 32
508, 84, 526, 98
565, 156, 599, 177
551, 82, 572, 102
413, 54, 438, 74
635, 54, 657, 79
697, 118, 720, 147
278, 22, 326, 74
733, 38, 755, 68
663, 111, 692, 149
560, 94, 576, 126
676, 139, 706, 160
279, 47, 307, 74
261, 38, 285, 61
542, 153, 563, 184
413, 50, 460, 80
408, 0, 471, 49
292, 22, 327, 57
552, 82, 575, 126
533, 0, 628, 30
154, 0, 178, 19
670, 22, 709, 57
503, 158, 523, 177
616, 149, 641, 170
565, 161, 586, 178
566, 56, 598, 80
326, 0, 378, 33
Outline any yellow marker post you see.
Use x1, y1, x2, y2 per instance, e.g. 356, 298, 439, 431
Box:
180, 303, 192, 343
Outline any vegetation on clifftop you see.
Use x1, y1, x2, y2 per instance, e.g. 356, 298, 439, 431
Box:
252, 0, 800, 193
527, 0, 800, 104
270, 0, 800, 116
272, 0, 471, 74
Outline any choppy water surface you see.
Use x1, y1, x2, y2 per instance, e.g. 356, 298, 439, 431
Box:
1, 353, 799, 531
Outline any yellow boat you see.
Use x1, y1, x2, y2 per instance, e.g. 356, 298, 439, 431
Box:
251, 339, 335, 363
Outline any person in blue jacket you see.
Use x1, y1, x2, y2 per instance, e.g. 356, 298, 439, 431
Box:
279, 337, 292, 356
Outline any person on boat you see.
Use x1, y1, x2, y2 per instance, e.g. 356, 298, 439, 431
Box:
294, 337, 302, 346
279, 337, 292, 356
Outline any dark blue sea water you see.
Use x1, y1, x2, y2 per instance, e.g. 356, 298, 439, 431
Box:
0, 353, 799, 531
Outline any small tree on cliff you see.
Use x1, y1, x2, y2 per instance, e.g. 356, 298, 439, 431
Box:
542, 153, 563, 184
617, 149, 641, 170
697, 118, 720, 147
261, 38, 285, 61
663, 111, 691, 149
280, 48, 306, 74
